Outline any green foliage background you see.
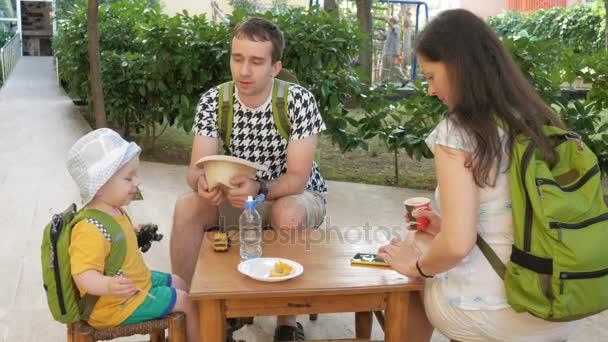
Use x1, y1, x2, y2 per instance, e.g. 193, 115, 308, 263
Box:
54, 0, 363, 149
488, 3, 606, 54
53, 0, 608, 178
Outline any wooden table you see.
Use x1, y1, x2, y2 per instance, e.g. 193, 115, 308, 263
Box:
190, 228, 423, 341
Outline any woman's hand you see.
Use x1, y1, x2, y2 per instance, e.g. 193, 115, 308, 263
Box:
406, 208, 442, 236
378, 238, 423, 278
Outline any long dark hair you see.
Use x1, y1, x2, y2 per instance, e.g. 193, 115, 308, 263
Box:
416, 9, 564, 187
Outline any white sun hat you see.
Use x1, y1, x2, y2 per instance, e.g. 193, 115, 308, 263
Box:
66, 128, 141, 205
195, 155, 268, 191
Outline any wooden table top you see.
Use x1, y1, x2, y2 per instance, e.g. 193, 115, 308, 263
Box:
190, 228, 423, 300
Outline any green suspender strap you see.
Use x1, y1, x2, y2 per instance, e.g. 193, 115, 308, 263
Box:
218, 79, 291, 153
217, 81, 235, 153
271, 78, 292, 141
71, 209, 127, 321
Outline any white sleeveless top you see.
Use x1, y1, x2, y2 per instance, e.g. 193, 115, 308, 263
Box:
425, 118, 514, 310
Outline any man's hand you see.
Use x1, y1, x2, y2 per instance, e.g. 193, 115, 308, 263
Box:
196, 173, 224, 206
226, 175, 260, 208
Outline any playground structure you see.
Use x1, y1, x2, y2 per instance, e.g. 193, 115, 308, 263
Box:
376, 0, 428, 83
318, 0, 428, 84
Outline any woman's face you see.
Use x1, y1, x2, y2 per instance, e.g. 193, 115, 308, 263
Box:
417, 54, 453, 109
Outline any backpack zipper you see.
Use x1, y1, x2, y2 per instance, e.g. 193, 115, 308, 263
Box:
536, 165, 600, 193
559, 267, 608, 294
549, 213, 608, 230
50, 214, 67, 316
563, 131, 584, 151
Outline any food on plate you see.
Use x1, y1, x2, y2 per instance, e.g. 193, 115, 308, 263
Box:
270, 260, 293, 277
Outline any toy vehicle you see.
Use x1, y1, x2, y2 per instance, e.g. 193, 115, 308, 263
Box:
213, 232, 230, 252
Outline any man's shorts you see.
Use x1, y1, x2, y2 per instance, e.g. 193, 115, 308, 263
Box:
219, 190, 326, 230
120, 271, 176, 326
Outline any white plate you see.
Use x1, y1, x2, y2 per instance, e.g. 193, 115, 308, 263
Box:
238, 257, 304, 282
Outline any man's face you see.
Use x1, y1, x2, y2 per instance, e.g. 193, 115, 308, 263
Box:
230, 36, 281, 100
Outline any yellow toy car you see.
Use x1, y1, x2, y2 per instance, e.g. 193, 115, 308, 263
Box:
213, 232, 230, 252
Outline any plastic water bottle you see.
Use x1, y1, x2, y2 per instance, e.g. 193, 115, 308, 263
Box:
239, 195, 262, 260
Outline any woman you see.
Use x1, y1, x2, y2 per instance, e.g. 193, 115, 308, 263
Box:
377, 9, 578, 342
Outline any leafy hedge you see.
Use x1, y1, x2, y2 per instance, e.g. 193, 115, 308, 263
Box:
488, 3, 606, 55
54, 0, 608, 179
501, 35, 608, 176
0, 24, 16, 88
54, 0, 363, 149
0, 26, 13, 46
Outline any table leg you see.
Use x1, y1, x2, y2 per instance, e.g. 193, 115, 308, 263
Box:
384, 291, 410, 342
355, 311, 373, 339
199, 299, 226, 342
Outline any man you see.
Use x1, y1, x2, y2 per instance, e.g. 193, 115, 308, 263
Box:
381, 16, 406, 85
170, 17, 327, 341
400, 6, 413, 79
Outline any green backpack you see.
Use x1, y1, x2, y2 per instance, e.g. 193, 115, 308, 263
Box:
41, 204, 127, 323
217, 77, 294, 153
477, 125, 608, 321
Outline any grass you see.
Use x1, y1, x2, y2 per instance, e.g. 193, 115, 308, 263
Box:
81, 108, 607, 195
80, 108, 438, 190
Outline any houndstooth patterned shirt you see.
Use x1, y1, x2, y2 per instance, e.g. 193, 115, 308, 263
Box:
193, 82, 328, 194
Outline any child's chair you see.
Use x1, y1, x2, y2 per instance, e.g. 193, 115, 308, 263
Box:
67, 312, 186, 342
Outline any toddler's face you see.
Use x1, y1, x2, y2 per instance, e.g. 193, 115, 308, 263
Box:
96, 158, 141, 208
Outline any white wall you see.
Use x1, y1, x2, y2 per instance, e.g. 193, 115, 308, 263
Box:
460, 0, 508, 18
161, 0, 309, 19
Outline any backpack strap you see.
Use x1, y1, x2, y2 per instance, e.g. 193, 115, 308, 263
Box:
70, 209, 127, 321
217, 81, 234, 154
272, 78, 292, 141
476, 233, 506, 280
217, 79, 292, 152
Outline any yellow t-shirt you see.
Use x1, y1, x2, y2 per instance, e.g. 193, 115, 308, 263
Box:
69, 212, 152, 329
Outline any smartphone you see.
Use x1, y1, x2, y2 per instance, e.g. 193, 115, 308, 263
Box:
351, 253, 389, 267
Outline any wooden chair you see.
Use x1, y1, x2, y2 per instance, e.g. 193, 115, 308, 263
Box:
67, 312, 186, 342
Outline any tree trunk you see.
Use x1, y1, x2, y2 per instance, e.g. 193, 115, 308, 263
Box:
605, 0, 608, 50
87, 0, 106, 128
123, 112, 130, 139
356, 0, 373, 85
393, 147, 399, 185
324, 0, 339, 19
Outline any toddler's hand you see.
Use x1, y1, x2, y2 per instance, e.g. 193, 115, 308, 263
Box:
107, 276, 137, 298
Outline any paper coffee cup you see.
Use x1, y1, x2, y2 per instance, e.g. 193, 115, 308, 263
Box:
404, 197, 431, 229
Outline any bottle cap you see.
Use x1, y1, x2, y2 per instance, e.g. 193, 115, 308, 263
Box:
244, 195, 256, 209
